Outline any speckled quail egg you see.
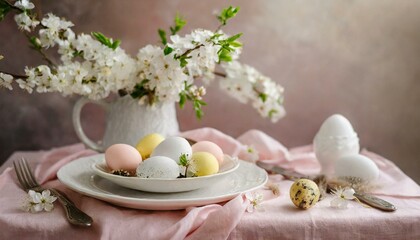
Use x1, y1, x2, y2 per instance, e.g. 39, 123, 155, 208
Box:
289, 179, 320, 209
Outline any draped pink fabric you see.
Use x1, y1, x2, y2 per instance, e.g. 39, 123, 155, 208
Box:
0, 128, 419, 239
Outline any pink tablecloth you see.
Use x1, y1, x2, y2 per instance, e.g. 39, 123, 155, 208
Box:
1, 128, 420, 239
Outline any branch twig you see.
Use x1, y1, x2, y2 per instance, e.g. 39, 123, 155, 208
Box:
180, 44, 203, 58
214, 71, 226, 78
0, 70, 27, 79
2, 0, 23, 12
23, 32, 57, 68
214, 24, 224, 33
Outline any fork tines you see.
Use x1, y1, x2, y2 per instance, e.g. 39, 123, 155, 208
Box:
13, 157, 39, 191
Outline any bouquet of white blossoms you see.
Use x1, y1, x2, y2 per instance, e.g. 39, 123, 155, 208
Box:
0, 0, 286, 122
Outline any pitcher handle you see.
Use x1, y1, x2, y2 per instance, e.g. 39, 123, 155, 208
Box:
72, 97, 109, 152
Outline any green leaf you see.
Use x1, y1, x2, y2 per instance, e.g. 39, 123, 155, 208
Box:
226, 33, 242, 42
217, 6, 240, 25
197, 99, 207, 106
111, 40, 121, 50
29, 36, 41, 50
195, 109, 204, 119
0, 1, 11, 21
179, 57, 188, 67
230, 41, 242, 47
179, 153, 189, 166
163, 46, 173, 55
91, 32, 121, 50
268, 109, 278, 119
73, 50, 83, 57
222, 45, 235, 52
158, 28, 167, 45
130, 79, 150, 99
192, 99, 206, 119
92, 32, 107, 44
210, 33, 223, 40
218, 48, 232, 62
259, 93, 267, 102
170, 14, 186, 35
179, 92, 187, 109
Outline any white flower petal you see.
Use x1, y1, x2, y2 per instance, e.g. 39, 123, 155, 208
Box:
47, 195, 57, 203
42, 190, 51, 198
246, 204, 254, 213
255, 193, 263, 203
43, 203, 54, 212
14, 0, 35, 10
245, 192, 253, 200
28, 190, 42, 203
28, 190, 36, 198
343, 188, 355, 200
32, 204, 43, 213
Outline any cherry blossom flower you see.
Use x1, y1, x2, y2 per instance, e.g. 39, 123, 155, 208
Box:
22, 190, 57, 213
330, 187, 355, 209
3, 3, 286, 122
14, 13, 39, 32
220, 61, 286, 122
14, 0, 35, 10
0, 73, 13, 90
245, 192, 264, 213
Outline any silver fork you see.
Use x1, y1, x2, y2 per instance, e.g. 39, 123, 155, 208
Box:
13, 157, 93, 226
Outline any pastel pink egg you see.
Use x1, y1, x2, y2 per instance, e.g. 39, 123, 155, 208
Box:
191, 141, 224, 165
105, 144, 142, 171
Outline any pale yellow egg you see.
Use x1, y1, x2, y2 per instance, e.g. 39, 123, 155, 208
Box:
191, 152, 219, 176
135, 133, 165, 159
289, 179, 320, 209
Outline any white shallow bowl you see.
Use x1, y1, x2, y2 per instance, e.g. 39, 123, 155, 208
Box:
91, 154, 240, 193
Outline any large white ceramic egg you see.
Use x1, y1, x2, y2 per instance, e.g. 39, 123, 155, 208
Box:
151, 137, 192, 164
313, 114, 360, 175
316, 114, 357, 137
136, 156, 180, 179
335, 154, 379, 182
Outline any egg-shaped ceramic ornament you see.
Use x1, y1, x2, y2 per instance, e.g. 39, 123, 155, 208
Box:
335, 154, 379, 182
313, 114, 360, 176
289, 179, 320, 209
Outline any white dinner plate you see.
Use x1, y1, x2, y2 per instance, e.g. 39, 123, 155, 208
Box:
57, 155, 268, 210
91, 154, 240, 193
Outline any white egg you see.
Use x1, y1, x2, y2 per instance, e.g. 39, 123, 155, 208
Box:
136, 156, 180, 179
151, 137, 192, 164
316, 114, 357, 138
335, 154, 379, 182
313, 114, 360, 175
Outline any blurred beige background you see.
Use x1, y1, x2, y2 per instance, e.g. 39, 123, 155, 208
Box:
1, 0, 419, 183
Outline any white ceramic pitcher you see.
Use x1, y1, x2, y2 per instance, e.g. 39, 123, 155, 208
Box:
72, 95, 179, 152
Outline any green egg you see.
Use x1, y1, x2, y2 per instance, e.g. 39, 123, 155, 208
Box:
289, 179, 320, 209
